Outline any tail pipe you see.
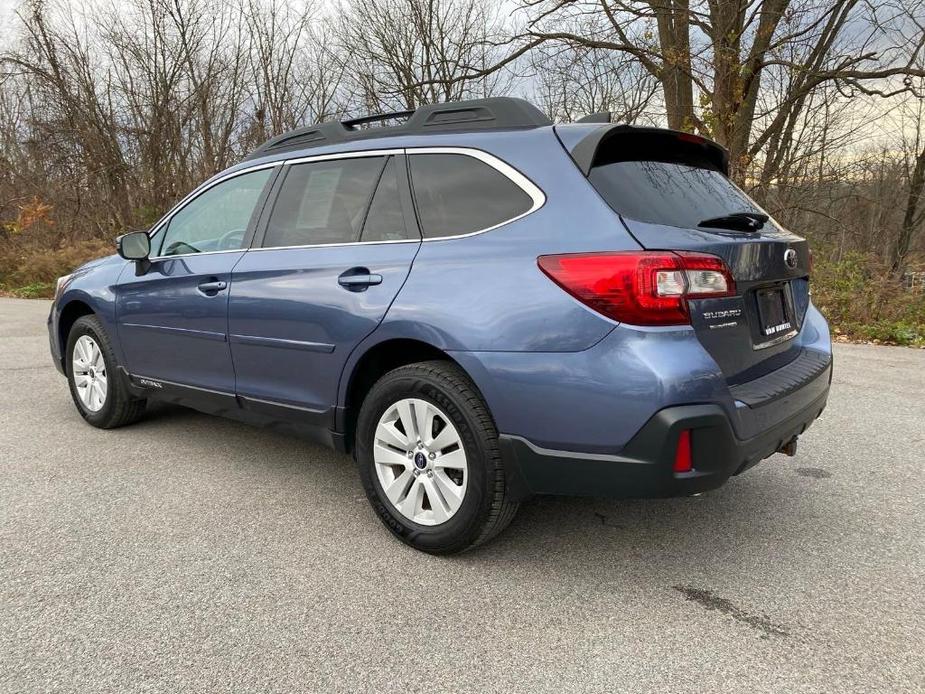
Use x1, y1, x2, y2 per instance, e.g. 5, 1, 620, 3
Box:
778, 437, 799, 457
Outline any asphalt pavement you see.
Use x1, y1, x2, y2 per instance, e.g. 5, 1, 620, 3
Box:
1, 298, 923, 693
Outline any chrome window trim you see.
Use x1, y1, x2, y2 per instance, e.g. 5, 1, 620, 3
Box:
247, 238, 420, 252
144, 145, 546, 256
281, 148, 404, 167
147, 248, 246, 261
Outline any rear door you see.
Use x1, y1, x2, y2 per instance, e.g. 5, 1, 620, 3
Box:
227, 152, 420, 427
578, 128, 810, 381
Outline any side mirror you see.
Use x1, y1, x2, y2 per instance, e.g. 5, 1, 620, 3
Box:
116, 231, 152, 275
116, 231, 150, 260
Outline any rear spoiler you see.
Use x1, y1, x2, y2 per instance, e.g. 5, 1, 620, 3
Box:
556, 124, 730, 178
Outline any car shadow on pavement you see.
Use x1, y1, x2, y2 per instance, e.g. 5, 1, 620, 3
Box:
130, 400, 819, 582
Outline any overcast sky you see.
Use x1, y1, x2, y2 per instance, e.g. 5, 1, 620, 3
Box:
1, 0, 19, 40
0, 0, 915, 148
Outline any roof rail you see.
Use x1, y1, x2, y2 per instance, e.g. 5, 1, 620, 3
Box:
244, 97, 552, 160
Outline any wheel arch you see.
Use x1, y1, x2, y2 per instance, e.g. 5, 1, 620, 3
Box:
339, 337, 479, 453
57, 299, 95, 369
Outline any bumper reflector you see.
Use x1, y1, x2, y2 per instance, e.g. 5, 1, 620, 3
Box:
674, 430, 693, 473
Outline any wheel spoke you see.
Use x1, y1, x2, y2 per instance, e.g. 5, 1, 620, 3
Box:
429, 423, 459, 452
91, 381, 104, 408
414, 402, 436, 446
73, 341, 87, 368
74, 374, 91, 389
375, 420, 408, 451
383, 469, 414, 506
395, 400, 418, 443
77, 381, 92, 406
433, 470, 464, 508
421, 477, 450, 524
434, 448, 466, 470
373, 442, 412, 469
91, 344, 104, 368
398, 477, 425, 519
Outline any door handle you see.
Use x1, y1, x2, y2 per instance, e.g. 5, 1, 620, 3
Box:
338, 268, 383, 291
197, 280, 227, 295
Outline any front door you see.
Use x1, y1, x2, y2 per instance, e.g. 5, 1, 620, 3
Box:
228, 153, 420, 427
116, 166, 277, 394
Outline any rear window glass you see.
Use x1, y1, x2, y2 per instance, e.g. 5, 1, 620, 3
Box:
409, 154, 532, 238
588, 139, 765, 229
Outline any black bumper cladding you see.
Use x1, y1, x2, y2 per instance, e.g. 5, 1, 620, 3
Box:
499, 362, 831, 501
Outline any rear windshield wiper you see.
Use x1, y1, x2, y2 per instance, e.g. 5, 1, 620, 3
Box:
697, 211, 769, 232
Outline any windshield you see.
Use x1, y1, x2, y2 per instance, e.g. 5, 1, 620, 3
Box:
588, 159, 767, 230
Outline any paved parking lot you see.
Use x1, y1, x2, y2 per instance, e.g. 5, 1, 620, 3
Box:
1, 297, 923, 693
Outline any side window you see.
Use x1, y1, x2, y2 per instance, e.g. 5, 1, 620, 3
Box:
360, 158, 415, 242
263, 157, 385, 248
158, 168, 272, 257
409, 154, 533, 238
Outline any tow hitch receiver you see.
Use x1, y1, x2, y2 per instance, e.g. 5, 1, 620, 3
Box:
778, 437, 799, 457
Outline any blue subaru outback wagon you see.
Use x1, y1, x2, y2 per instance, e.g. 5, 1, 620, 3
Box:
48, 98, 832, 553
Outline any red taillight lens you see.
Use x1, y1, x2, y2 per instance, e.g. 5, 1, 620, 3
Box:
674, 429, 693, 473
537, 251, 735, 326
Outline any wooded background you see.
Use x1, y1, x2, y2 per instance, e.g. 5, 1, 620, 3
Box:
1, 0, 924, 343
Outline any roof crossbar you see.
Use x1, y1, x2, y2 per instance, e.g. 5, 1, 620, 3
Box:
342, 110, 415, 129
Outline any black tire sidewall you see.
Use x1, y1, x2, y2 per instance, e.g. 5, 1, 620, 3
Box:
356, 366, 496, 553
65, 317, 120, 426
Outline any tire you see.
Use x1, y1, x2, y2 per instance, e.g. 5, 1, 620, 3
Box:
355, 360, 519, 554
65, 315, 146, 429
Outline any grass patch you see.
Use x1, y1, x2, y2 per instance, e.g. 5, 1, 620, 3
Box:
5, 282, 56, 299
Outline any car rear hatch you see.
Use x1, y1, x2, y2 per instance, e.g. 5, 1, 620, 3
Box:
556, 124, 812, 383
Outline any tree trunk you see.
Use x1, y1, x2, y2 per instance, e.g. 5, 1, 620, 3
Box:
891, 143, 925, 276
650, 0, 695, 131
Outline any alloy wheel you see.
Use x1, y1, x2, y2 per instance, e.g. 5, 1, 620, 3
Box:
373, 397, 468, 526
72, 335, 107, 412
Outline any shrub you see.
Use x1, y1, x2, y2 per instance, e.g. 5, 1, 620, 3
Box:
0, 239, 113, 297
812, 252, 925, 346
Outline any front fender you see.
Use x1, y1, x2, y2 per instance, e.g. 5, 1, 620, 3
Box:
50, 255, 129, 368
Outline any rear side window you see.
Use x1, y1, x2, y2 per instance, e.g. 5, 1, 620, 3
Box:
263, 157, 385, 248
588, 137, 765, 229
360, 158, 413, 242
409, 154, 532, 238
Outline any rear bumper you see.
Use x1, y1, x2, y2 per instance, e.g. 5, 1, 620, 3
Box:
498, 367, 830, 501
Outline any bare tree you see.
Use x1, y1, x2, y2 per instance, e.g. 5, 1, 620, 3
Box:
337, 0, 514, 113
528, 41, 659, 123
513, 0, 925, 181
890, 84, 925, 274
243, 0, 349, 145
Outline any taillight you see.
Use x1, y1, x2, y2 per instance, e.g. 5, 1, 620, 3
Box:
537, 251, 735, 326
